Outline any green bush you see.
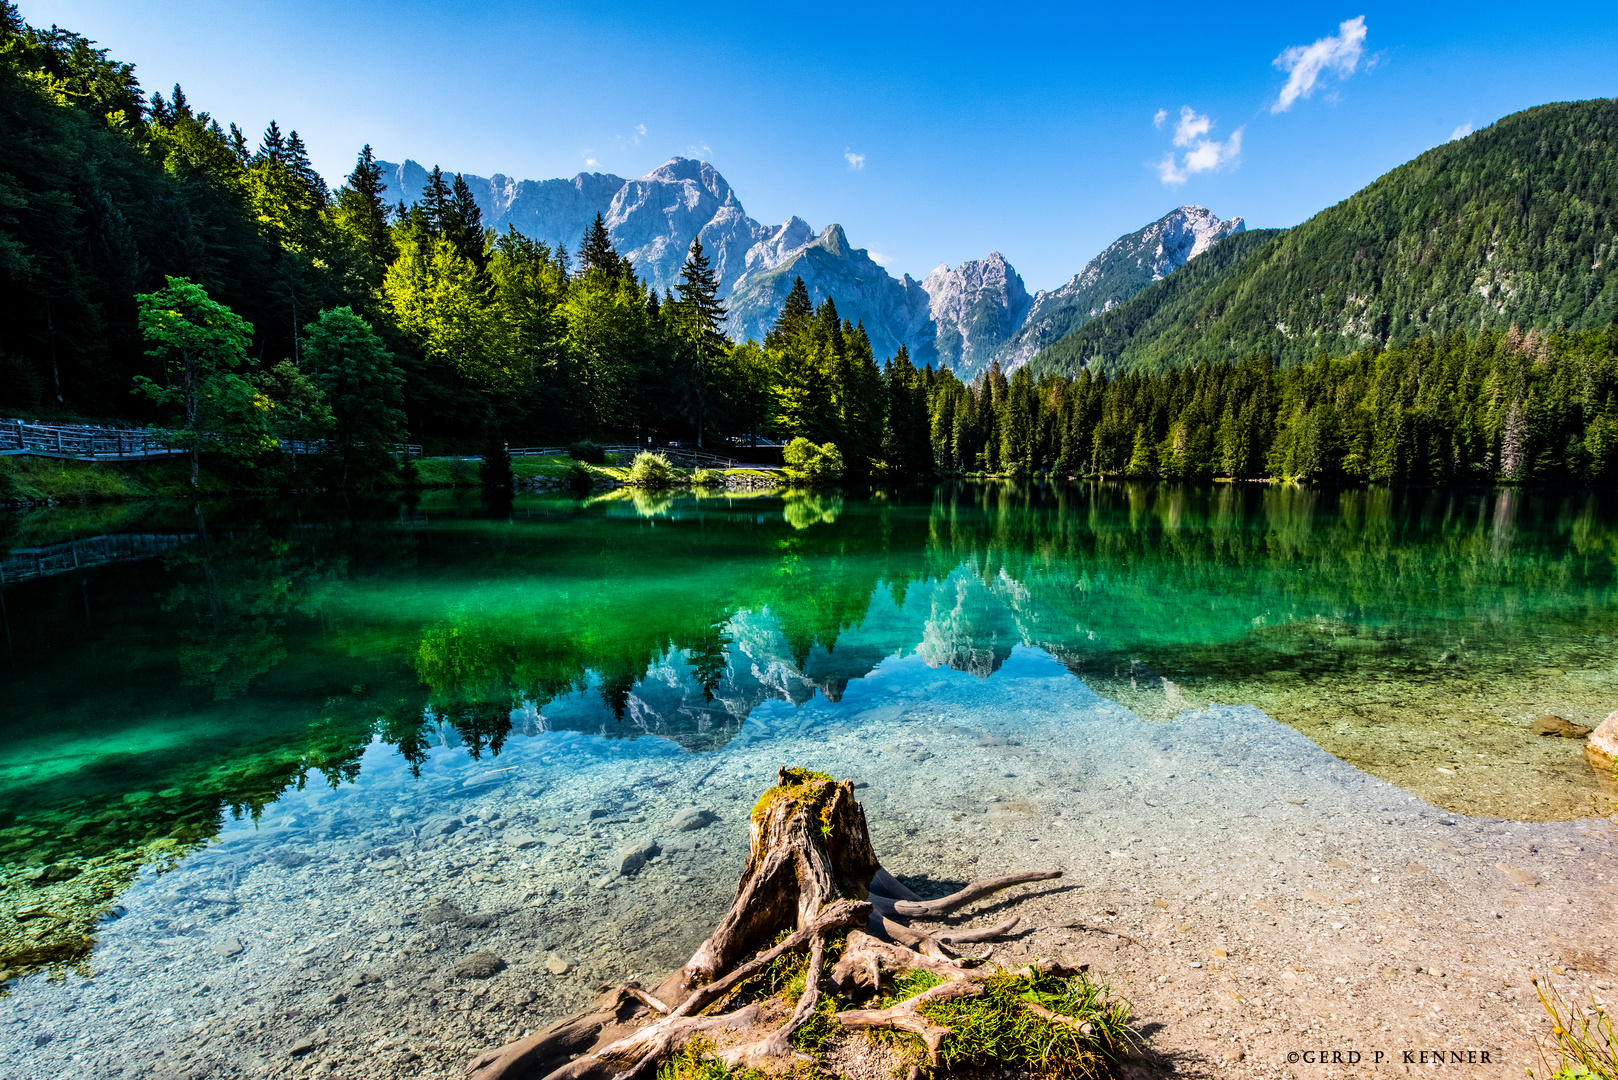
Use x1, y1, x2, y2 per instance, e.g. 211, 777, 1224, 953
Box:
782, 438, 843, 486
567, 440, 606, 464
626, 452, 678, 488
692, 467, 721, 486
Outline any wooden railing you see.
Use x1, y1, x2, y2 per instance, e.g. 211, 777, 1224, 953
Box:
0, 532, 200, 584
0, 419, 421, 461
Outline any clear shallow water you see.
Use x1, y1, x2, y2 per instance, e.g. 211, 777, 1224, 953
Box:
1, 483, 1616, 986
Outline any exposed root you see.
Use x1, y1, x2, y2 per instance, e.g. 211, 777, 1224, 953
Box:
834, 978, 986, 1067
718, 931, 826, 1068
1022, 1000, 1095, 1036
670, 899, 869, 1019
831, 930, 970, 994
623, 988, 671, 1015
875, 870, 1062, 918
465, 770, 1113, 1080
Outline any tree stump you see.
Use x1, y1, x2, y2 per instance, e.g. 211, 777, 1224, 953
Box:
467, 767, 1071, 1080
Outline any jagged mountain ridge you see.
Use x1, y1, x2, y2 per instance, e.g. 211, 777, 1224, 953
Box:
982, 206, 1245, 377
723, 223, 940, 365
376, 156, 1241, 373
922, 252, 1033, 374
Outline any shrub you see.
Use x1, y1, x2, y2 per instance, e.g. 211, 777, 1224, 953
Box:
567, 462, 594, 493
567, 440, 606, 464
781, 438, 843, 486
692, 467, 721, 486
626, 452, 677, 488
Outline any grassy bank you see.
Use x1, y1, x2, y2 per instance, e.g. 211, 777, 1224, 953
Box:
0, 452, 784, 505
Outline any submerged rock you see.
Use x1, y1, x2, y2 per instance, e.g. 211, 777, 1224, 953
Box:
1532, 714, 1591, 737
454, 951, 506, 979
668, 807, 717, 832
1586, 711, 1618, 771
618, 838, 661, 875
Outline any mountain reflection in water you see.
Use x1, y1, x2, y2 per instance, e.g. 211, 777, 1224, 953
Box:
2, 481, 1616, 873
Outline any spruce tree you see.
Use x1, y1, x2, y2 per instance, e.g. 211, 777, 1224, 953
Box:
766, 276, 813, 350
577, 212, 622, 277
258, 119, 286, 163
335, 145, 395, 281
444, 173, 485, 266
672, 239, 729, 447
420, 166, 451, 234
285, 130, 329, 203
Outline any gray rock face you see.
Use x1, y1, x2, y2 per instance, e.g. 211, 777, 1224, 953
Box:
725, 224, 939, 366
378, 156, 782, 300
921, 252, 1033, 375
377, 157, 940, 363
209, 936, 242, 957
987, 206, 1245, 375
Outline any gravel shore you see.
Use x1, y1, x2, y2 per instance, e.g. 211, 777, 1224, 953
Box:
4, 648, 1613, 1079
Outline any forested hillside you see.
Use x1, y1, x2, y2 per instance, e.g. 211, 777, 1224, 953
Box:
1, 0, 1614, 488
1032, 99, 1618, 376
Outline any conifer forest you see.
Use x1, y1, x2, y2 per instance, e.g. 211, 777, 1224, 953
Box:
2, 4, 1616, 487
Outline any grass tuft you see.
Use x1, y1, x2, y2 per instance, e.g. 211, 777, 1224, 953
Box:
1532, 974, 1616, 1080
655, 1037, 770, 1080
874, 967, 1134, 1080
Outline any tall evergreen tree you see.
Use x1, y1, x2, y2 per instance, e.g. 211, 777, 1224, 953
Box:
765, 276, 813, 350
671, 239, 729, 447
332, 144, 394, 281
577, 212, 624, 278
420, 165, 451, 234
444, 173, 485, 267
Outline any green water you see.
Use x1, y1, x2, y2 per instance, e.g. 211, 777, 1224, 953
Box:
2, 483, 1615, 879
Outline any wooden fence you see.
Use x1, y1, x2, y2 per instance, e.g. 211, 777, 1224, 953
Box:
0, 419, 421, 462
0, 532, 199, 584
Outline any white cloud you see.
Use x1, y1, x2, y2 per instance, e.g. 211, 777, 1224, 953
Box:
1172, 105, 1211, 147
869, 251, 891, 266
844, 148, 865, 171
1156, 107, 1243, 186
686, 143, 712, 160
1449, 121, 1473, 141
1272, 15, 1368, 113
1153, 108, 1168, 129
584, 157, 600, 168
633, 123, 645, 145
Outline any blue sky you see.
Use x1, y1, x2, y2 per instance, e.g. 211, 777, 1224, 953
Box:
25, 0, 1618, 291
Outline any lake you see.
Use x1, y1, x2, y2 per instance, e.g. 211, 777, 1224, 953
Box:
1, 482, 1614, 1076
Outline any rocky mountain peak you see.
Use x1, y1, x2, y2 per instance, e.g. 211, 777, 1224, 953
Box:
922, 253, 1033, 373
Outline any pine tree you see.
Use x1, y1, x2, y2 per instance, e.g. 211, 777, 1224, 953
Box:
334, 144, 394, 279
420, 166, 451, 234
766, 276, 813, 350
577, 212, 623, 278
257, 119, 286, 163
444, 173, 485, 266
285, 130, 330, 203
672, 239, 729, 446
